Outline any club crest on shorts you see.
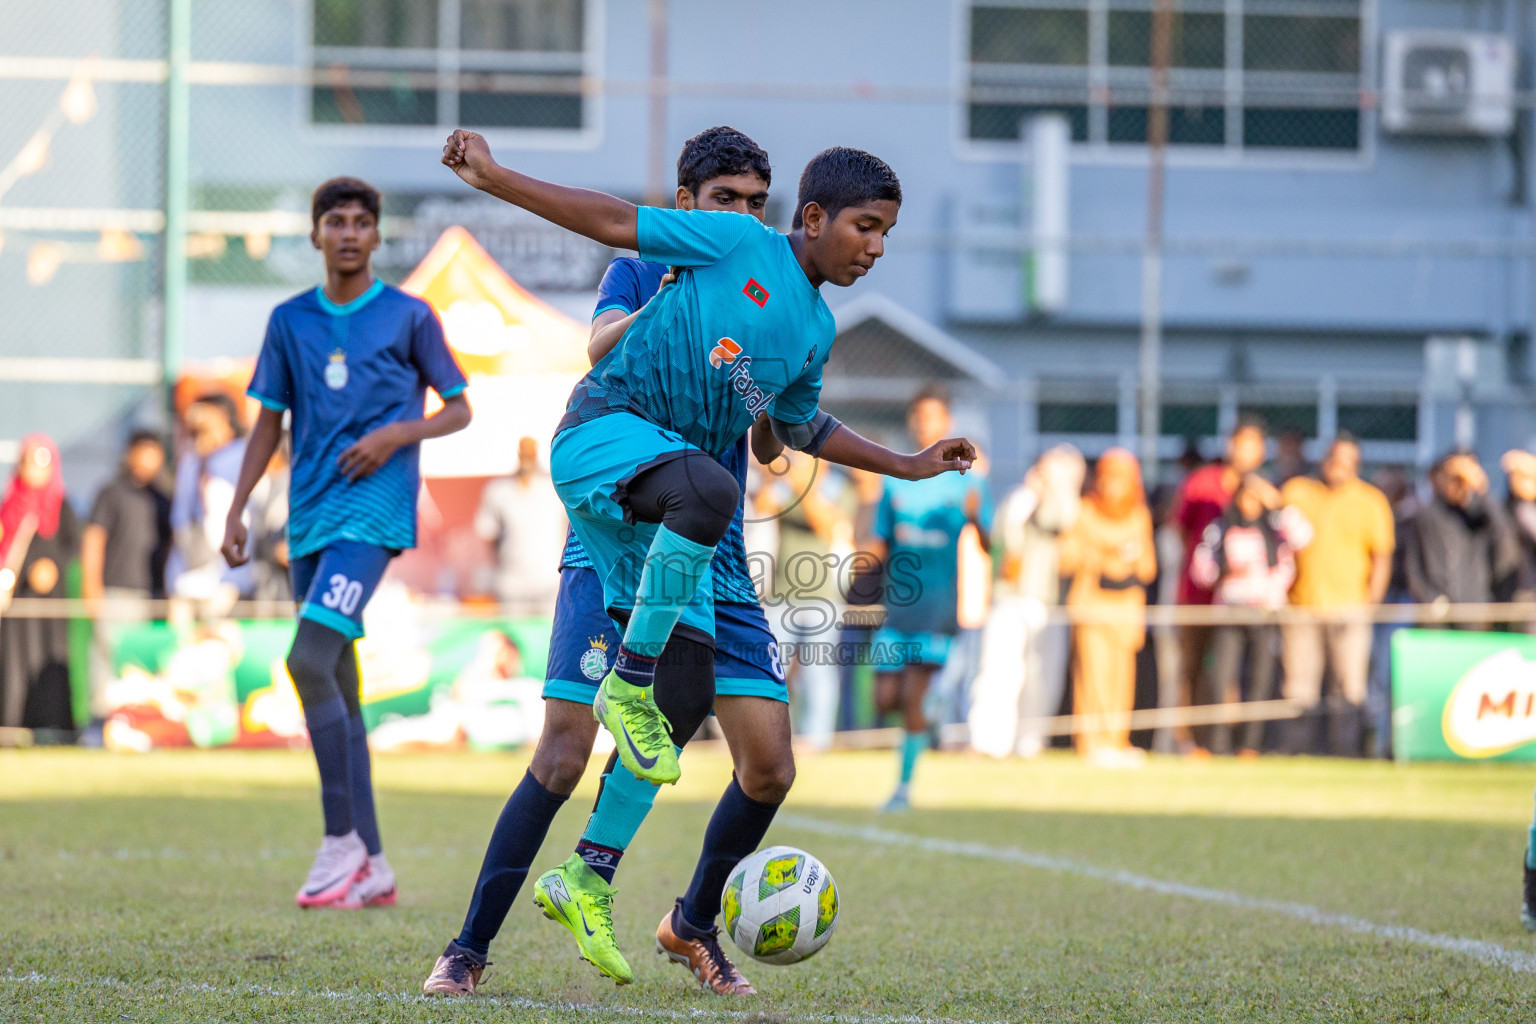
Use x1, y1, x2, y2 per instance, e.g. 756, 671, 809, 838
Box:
580, 635, 611, 680
325, 350, 349, 390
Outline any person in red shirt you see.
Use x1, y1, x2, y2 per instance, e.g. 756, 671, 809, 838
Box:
1167, 417, 1267, 754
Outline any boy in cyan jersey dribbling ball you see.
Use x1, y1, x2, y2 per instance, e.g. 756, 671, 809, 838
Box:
431, 126, 975, 994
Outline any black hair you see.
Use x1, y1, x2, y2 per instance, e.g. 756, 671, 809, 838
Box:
1432, 448, 1478, 474
793, 147, 902, 230
676, 126, 771, 196
190, 393, 246, 439
311, 176, 382, 230
126, 428, 163, 452
908, 382, 951, 414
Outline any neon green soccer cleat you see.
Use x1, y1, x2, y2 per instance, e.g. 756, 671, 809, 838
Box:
533, 854, 634, 985
592, 670, 680, 785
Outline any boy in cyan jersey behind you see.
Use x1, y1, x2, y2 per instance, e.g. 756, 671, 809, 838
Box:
221, 178, 471, 909
425, 127, 788, 998
872, 385, 991, 812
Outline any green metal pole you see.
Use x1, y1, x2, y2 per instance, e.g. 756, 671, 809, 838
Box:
162, 0, 191, 411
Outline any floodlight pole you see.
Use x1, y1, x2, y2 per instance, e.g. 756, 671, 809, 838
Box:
645, 0, 669, 206
1138, 0, 1173, 484
161, 0, 191, 414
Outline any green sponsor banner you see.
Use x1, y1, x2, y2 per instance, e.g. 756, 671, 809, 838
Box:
101, 615, 553, 749
1393, 629, 1536, 762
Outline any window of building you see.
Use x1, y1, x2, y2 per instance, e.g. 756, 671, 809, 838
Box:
1038, 401, 1120, 434
963, 0, 1364, 153
1337, 403, 1417, 442
1239, 403, 1317, 436
311, 0, 590, 134
1160, 404, 1218, 437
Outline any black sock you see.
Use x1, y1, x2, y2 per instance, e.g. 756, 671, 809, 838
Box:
456, 770, 568, 957
680, 775, 781, 930
574, 838, 624, 884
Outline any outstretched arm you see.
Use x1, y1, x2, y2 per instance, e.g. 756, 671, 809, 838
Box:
816, 423, 974, 481
443, 129, 638, 251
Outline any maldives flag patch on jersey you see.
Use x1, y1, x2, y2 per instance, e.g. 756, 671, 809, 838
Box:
743, 278, 769, 307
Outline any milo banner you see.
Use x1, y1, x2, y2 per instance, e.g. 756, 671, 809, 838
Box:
97, 614, 554, 754
1393, 629, 1536, 762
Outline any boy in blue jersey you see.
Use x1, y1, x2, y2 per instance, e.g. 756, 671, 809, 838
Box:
425, 127, 790, 999
443, 129, 976, 800
221, 178, 471, 909
872, 386, 991, 812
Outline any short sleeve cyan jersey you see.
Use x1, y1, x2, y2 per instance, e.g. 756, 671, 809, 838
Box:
559, 256, 758, 605
556, 208, 837, 458
877, 473, 994, 636
248, 280, 466, 559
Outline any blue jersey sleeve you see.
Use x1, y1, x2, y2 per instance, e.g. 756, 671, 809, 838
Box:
636, 207, 756, 268
247, 311, 294, 412
409, 301, 468, 399
593, 259, 647, 319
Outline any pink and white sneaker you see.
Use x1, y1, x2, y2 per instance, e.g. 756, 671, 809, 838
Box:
337, 853, 397, 908
295, 830, 368, 908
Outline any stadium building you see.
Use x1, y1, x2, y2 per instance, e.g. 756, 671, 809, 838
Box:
2, 0, 1533, 492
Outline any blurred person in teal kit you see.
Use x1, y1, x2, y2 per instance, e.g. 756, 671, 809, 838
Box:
871, 385, 992, 812
222, 178, 472, 911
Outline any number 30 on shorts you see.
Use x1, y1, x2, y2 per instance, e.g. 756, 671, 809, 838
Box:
322, 573, 364, 616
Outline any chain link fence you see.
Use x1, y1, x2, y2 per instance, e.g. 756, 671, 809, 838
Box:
1, 0, 1532, 497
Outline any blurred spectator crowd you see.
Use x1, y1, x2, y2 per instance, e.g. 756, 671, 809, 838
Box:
6, 384, 1536, 763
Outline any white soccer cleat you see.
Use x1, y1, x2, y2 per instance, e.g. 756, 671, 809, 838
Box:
338, 852, 398, 908
295, 830, 368, 908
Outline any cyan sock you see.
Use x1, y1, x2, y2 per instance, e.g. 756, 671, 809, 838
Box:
616, 525, 715, 673
302, 695, 352, 837
1527, 825, 1536, 868
346, 714, 381, 855
575, 746, 674, 880
457, 770, 568, 957
900, 730, 929, 786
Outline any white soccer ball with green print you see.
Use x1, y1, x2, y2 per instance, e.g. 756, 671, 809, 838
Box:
721, 845, 839, 965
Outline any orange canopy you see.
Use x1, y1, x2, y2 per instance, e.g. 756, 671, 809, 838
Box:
401, 226, 589, 378
402, 227, 592, 477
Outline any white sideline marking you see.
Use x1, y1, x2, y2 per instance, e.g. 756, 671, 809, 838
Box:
0, 972, 1002, 1024
779, 814, 1536, 974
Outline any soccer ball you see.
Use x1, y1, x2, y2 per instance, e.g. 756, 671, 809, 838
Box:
721, 845, 839, 965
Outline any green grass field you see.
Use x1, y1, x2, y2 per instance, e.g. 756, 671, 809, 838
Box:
5, 747, 1536, 1023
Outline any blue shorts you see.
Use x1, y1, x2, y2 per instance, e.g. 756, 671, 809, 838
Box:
290, 541, 395, 640
872, 627, 951, 670
543, 566, 785, 705
550, 413, 715, 644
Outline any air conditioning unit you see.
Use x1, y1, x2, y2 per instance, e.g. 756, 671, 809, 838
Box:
1383, 31, 1516, 136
